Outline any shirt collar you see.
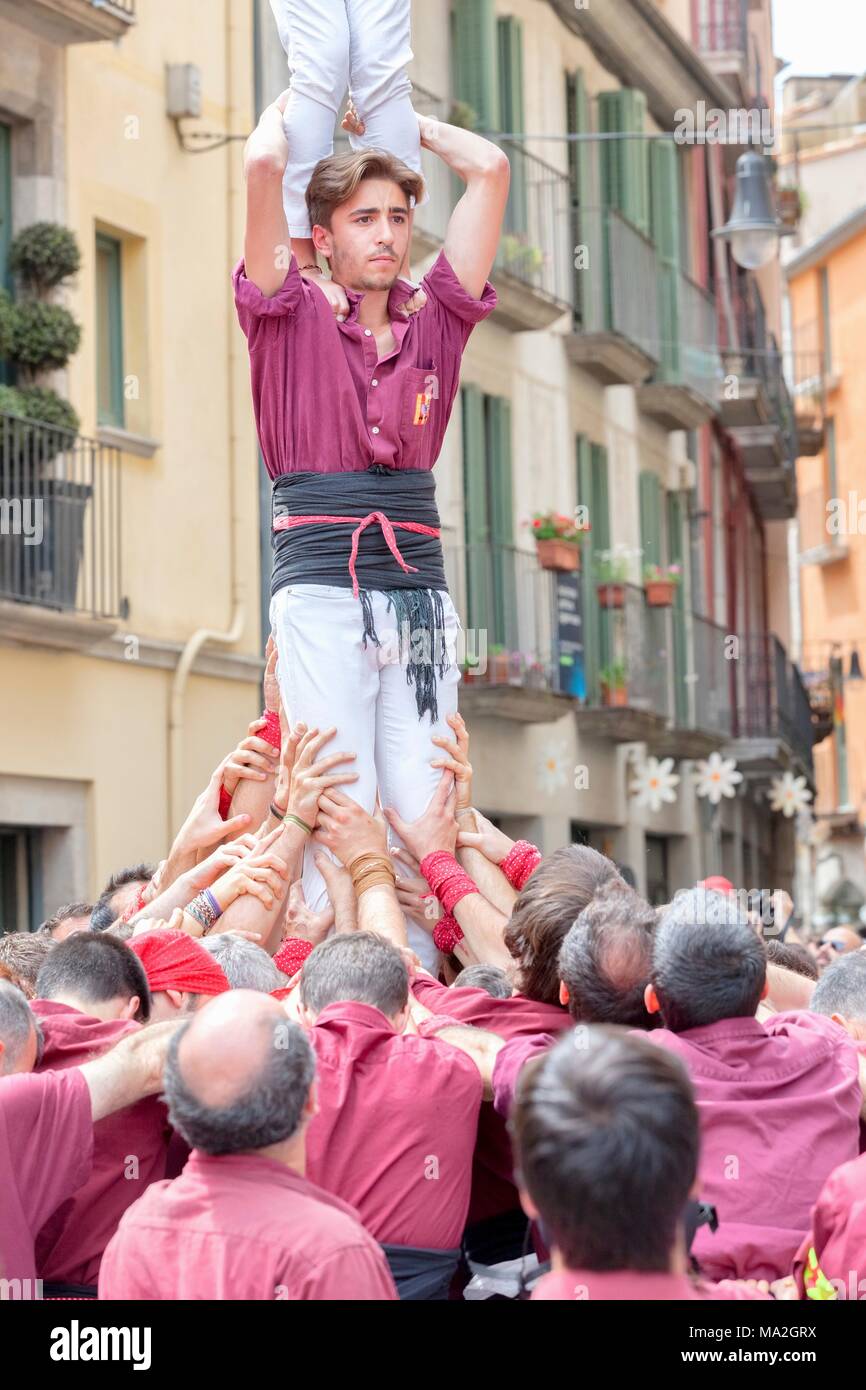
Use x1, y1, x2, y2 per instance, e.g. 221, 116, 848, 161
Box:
341, 276, 417, 325
313, 1000, 397, 1033
677, 1015, 767, 1045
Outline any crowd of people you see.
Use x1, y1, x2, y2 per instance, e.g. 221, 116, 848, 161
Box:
2, 654, 866, 1303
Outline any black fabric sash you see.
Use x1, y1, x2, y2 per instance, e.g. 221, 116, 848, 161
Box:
381, 1242, 461, 1301
270, 467, 447, 598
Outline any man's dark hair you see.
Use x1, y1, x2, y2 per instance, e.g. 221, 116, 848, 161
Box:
165, 1016, 315, 1154
504, 845, 622, 1006
651, 888, 767, 1033
35, 932, 152, 1023
90, 864, 155, 931
0, 932, 56, 998
812, 951, 866, 1022
766, 938, 818, 982
511, 1028, 698, 1272
558, 879, 658, 1028
299, 932, 409, 1018
38, 903, 95, 937
452, 964, 513, 998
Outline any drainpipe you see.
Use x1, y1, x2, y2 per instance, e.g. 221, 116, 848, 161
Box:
168, 0, 247, 836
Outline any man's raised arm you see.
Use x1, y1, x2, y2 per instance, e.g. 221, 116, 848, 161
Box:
419, 115, 510, 299
243, 90, 292, 297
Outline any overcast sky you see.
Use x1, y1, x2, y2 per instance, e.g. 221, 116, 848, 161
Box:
773, 0, 866, 78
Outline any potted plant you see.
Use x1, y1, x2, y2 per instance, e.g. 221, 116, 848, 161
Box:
528, 511, 590, 572
643, 562, 682, 608
599, 660, 628, 708
487, 644, 512, 684
776, 185, 803, 231
462, 655, 483, 684
501, 232, 546, 279
595, 550, 632, 608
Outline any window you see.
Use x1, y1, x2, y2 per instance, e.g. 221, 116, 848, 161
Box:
96, 232, 125, 428
461, 385, 515, 646
451, 0, 499, 130
0, 122, 12, 387
0, 826, 44, 934
644, 834, 670, 907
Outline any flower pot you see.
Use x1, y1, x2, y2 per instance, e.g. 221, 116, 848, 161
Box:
777, 187, 801, 230
597, 582, 625, 609
644, 580, 676, 608
600, 682, 628, 708
536, 538, 580, 572
488, 653, 511, 685
462, 666, 481, 684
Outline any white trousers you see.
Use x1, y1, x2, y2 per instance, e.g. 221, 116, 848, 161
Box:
270, 583, 462, 969
269, 0, 423, 237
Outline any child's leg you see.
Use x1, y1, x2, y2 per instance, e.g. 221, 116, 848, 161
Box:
344, 0, 422, 186
269, 0, 351, 237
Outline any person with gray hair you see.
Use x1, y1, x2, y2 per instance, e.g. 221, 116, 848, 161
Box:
98, 988, 397, 1300
200, 931, 287, 993
0, 979, 43, 1075
811, 951, 866, 1042
297, 931, 485, 1300
642, 887, 865, 1287
0, 931, 56, 999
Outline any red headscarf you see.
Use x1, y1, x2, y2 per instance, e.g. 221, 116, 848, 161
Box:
130, 929, 230, 996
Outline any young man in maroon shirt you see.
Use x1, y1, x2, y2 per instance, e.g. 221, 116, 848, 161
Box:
236, 84, 509, 969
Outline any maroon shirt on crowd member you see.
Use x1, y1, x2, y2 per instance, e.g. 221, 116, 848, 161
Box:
0, 1068, 93, 1285
645, 1010, 862, 1283
305, 1001, 482, 1248
232, 249, 496, 478
32, 1000, 170, 1287
411, 974, 570, 1224
532, 1270, 771, 1301
98, 1151, 397, 1301
793, 1151, 866, 1300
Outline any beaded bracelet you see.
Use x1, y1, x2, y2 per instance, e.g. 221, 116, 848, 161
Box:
185, 890, 223, 936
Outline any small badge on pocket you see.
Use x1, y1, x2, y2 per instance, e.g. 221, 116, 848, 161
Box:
413, 391, 433, 426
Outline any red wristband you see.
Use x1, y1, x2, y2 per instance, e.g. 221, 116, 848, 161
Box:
501, 840, 542, 891
218, 786, 233, 821
433, 912, 464, 954
274, 936, 314, 978
262, 710, 282, 750
421, 851, 479, 915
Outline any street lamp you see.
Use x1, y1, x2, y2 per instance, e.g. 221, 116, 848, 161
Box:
712, 150, 783, 270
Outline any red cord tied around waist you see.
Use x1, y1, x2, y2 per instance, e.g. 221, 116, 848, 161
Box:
274, 511, 441, 600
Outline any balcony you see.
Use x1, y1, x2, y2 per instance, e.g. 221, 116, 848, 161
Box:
638, 271, 721, 430
798, 485, 849, 567
0, 408, 124, 650
696, 1, 750, 105
566, 208, 660, 385
651, 613, 734, 758
725, 633, 815, 781
411, 90, 573, 331
576, 583, 672, 743
798, 641, 857, 748
0, 0, 136, 44
444, 542, 579, 723
790, 320, 828, 458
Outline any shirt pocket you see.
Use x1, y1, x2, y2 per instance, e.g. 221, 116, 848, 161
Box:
399, 362, 439, 464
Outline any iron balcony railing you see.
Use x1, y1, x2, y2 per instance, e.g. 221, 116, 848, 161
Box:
732, 632, 815, 774
0, 409, 123, 619
697, 1, 748, 54
655, 268, 721, 403
589, 583, 672, 720
798, 485, 843, 558
678, 612, 734, 740
98, 0, 136, 15
576, 206, 660, 362
408, 86, 573, 311
443, 541, 561, 692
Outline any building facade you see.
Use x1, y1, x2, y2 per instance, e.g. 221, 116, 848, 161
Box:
0, 0, 812, 928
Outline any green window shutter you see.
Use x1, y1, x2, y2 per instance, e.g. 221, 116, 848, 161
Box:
566, 71, 596, 327
598, 89, 649, 235
639, 470, 663, 570
462, 385, 491, 636
452, 0, 500, 131
0, 122, 12, 386
498, 16, 527, 238
488, 395, 516, 648
96, 232, 125, 429
578, 437, 611, 699
650, 138, 681, 378
667, 490, 688, 726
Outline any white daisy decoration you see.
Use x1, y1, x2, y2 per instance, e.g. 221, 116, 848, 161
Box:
769, 771, 813, 819
630, 756, 680, 813
538, 740, 569, 797
693, 752, 743, 804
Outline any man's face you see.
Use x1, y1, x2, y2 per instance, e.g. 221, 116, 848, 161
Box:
50, 915, 91, 942
815, 927, 863, 971
317, 179, 410, 292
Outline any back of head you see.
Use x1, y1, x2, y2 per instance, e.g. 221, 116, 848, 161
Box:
0, 932, 56, 999
452, 964, 513, 999
812, 951, 866, 1023
35, 931, 152, 1023
90, 863, 155, 932
306, 149, 424, 234
299, 931, 409, 1019
558, 879, 658, 1028
511, 1028, 698, 1272
164, 991, 315, 1155
652, 888, 767, 1032
200, 933, 285, 993
38, 902, 95, 940
0, 979, 39, 1075
504, 844, 622, 1005
766, 938, 818, 982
